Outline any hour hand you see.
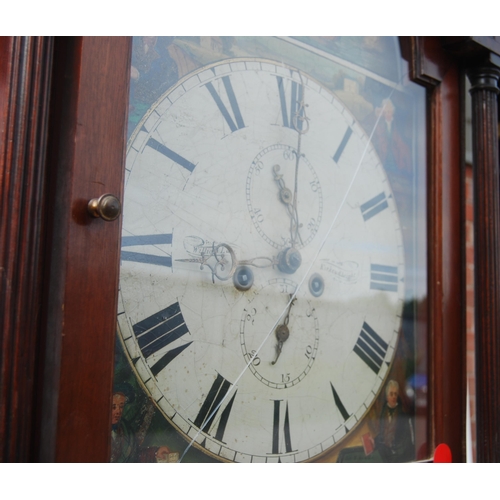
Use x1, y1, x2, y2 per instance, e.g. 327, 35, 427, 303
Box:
273, 164, 293, 207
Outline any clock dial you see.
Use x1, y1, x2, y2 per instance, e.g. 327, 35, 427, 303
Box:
118, 58, 405, 462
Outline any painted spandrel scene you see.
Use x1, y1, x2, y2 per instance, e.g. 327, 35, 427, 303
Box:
113, 36, 428, 463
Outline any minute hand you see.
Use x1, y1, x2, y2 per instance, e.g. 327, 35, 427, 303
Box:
290, 77, 309, 248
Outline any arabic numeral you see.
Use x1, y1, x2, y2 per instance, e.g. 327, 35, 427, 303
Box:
305, 345, 314, 359
282, 373, 291, 383
280, 283, 295, 294
247, 349, 261, 366
254, 161, 264, 175
307, 218, 317, 232
244, 307, 257, 324
310, 180, 320, 192
252, 208, 264, 223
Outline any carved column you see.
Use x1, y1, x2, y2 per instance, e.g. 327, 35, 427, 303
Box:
0, 37, 53, 461
467, 66, 500, 462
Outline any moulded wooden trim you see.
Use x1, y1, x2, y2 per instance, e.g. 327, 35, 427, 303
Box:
0, 36, 54, 462
467, 66, 500, 462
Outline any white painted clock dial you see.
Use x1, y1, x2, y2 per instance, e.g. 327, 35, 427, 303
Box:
118, 59, 404, 462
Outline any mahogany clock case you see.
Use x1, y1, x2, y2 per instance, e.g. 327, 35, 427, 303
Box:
112, 36, 429, 463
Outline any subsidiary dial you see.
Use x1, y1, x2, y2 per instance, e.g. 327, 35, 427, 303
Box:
246, 144, 323, 250
240, 278, 320, 389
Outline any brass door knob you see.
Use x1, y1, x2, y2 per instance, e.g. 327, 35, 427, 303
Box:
87, 194, 121, 221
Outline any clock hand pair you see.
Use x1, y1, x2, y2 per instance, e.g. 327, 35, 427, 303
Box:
274, 75, 310, 249
273, 164, 302, 247
290, 81, 308, 248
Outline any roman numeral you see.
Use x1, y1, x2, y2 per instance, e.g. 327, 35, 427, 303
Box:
271, 400, 294, 455
332, 126, 353, 163
330, 383, 350, 422
194, 373, 237, 443
121, 233, 173, 267
360, 192, 389, 221
133, 302, 191, 376
370, 264, 398, 292
146, 137, 196, 172
354, 322, 389, 374
276, 76, 304, 131
205, 76, 245, 133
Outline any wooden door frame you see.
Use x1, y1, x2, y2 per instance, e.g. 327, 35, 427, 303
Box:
37, 37, 131, 462
406, 36, 465, 461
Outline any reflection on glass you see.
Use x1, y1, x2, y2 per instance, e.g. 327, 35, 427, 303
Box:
113, 36, 428, 463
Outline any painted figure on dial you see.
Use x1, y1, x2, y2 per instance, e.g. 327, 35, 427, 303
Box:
374, 380, 414, 462
337, 379, 414, 463
110, 386, 176, 463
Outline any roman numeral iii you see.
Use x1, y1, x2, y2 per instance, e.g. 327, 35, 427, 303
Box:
370, 264, 399, 292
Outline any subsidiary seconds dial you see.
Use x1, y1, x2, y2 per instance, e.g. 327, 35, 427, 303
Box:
240, 278, 320, 389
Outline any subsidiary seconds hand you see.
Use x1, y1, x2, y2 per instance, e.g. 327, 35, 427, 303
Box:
272, 294, 296, 365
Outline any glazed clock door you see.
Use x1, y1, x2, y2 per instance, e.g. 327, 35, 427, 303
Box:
111, 36, 442, 463
117, 57, 405, 462
39, 37, 464, 463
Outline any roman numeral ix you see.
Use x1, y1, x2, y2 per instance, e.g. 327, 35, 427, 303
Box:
121, 233, 173, 267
